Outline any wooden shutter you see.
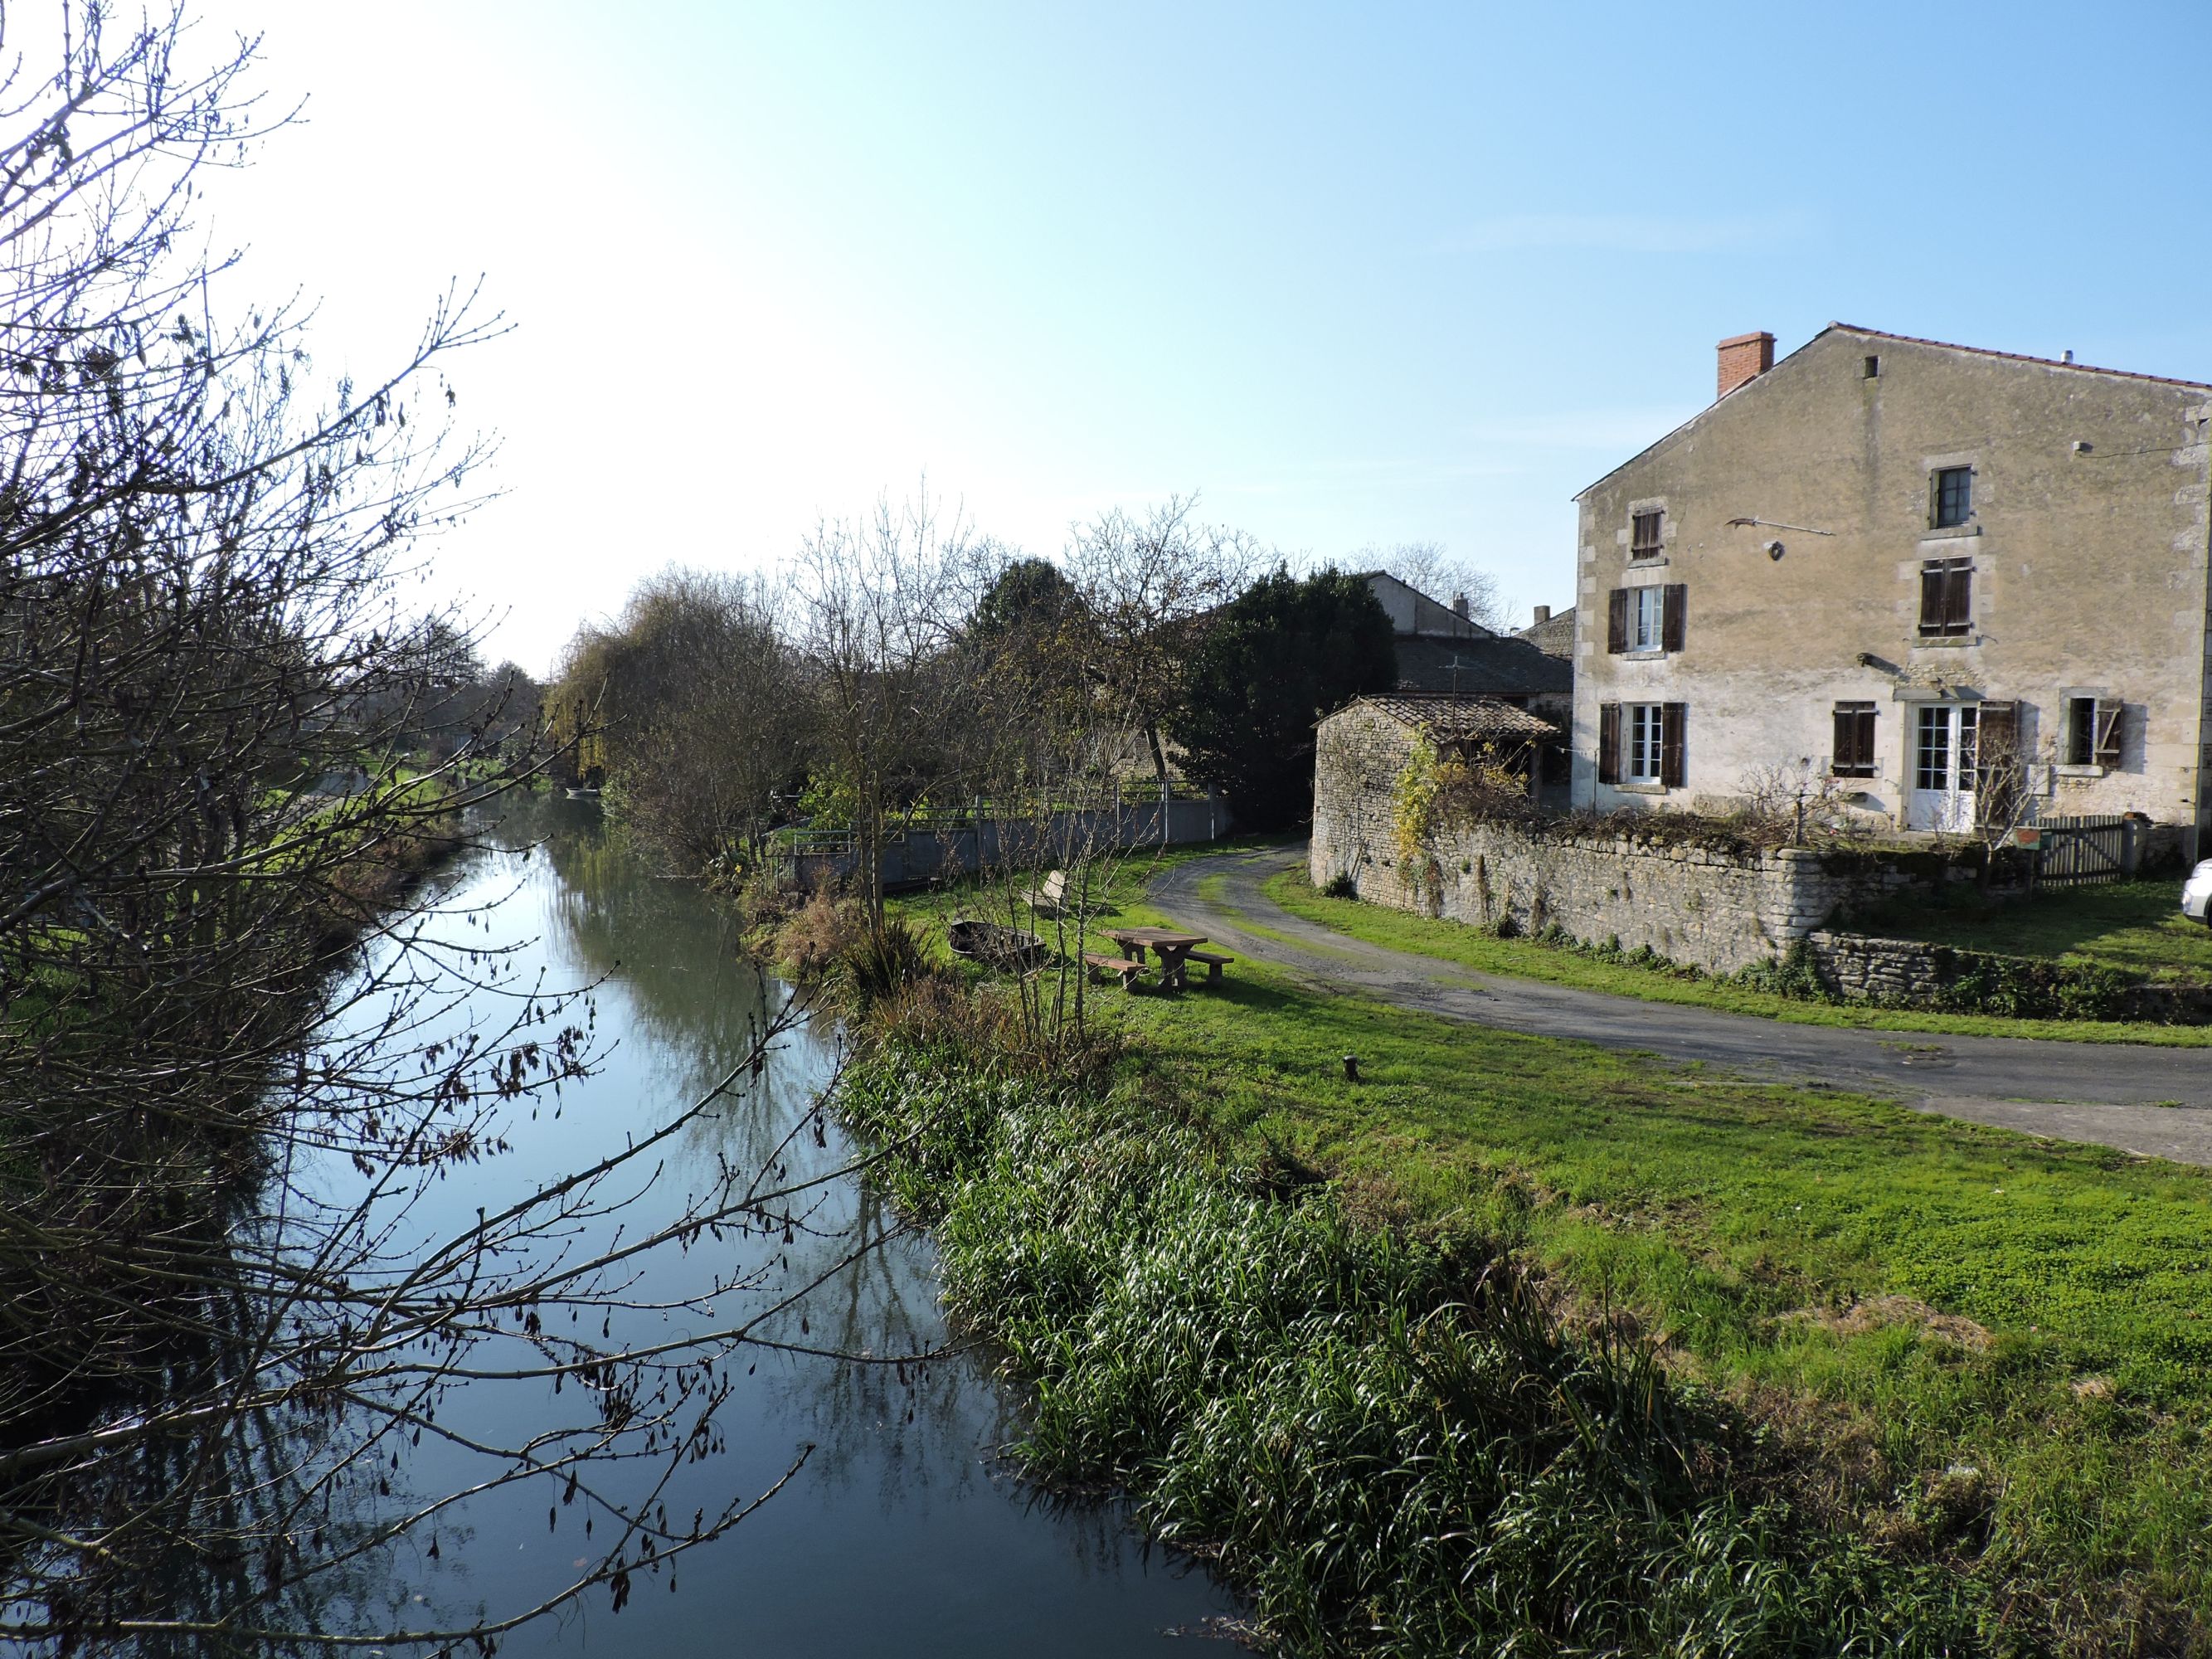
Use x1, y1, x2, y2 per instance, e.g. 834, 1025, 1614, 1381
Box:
1918, 565, 1945, 635
1597, 703, 1621, 785
1607, 588, 1627, 654
1944, 564, 1972, 635
1831, 705, 1863, 775
1660, 703, 1686, 787
2094, 700, 2124, 765
1660, 584, 1685, 653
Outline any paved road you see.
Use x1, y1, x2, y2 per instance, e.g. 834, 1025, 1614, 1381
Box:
1152, 846, 2212, 1167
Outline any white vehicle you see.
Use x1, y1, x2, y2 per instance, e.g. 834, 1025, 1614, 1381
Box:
2184, 859, 2212, 925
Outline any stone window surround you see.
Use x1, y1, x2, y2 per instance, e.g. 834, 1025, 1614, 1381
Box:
1922, 450, 1983, 531
1621, 496, 1668, 564
2058, 684, 2118, 776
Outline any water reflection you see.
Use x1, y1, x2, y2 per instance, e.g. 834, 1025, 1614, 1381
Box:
357, 796, 1235, 1655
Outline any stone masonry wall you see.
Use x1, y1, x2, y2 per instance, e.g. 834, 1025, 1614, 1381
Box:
1312, 703, 1932, 975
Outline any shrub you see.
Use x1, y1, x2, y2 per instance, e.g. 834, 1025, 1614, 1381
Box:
1320, 872, 1358, 900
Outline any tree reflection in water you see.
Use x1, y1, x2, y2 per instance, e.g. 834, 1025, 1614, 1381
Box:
7, 795, 1232, 1657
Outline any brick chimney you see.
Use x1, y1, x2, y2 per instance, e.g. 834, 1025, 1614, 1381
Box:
1716, 331, 1776, 399
1530, 605, 1551, 625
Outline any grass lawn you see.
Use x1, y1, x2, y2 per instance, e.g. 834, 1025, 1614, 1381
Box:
887, 852, 2212, 1626
1850, 877, 2212, 981
1264, 865, 2212, 1046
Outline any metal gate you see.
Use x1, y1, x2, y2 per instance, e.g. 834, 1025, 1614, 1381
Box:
2035, 814, 2129, 885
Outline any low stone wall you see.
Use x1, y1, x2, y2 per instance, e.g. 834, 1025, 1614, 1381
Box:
1806, 931, 2212, 1024
1334, 820, 1935, 975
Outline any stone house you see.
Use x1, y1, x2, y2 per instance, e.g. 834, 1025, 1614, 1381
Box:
1571, 324, 2212, 858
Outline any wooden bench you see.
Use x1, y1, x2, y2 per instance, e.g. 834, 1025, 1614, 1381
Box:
1082, 951, 1146, 990
1185, 949, 1235, 985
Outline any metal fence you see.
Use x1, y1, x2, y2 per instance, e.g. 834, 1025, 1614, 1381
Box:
778, 794, 1226, 893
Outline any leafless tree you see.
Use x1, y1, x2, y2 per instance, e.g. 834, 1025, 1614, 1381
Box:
790, 488, 973, 932
0, 8, 913, 1648
1356, 539, 1507, 632
1063, 495, 1262, 813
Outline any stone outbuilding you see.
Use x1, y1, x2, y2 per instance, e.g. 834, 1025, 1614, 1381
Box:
1571, 324, 2212, 858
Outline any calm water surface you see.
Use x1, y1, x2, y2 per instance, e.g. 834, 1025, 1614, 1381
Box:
312, 796, 1235, 1654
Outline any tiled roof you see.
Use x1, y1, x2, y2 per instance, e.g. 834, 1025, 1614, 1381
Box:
1575, 324, 2212, 501
1830, 324, 2212, 392
1515, 606, 1576, 660
1356, 692, 1559, 742
1395, 635, 1572, 697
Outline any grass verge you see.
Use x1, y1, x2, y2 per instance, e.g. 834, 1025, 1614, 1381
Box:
1850, 878, 2212, 983
864, 854, 2212, 1652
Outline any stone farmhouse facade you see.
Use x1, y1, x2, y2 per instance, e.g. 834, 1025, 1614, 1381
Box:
1572, 324, 2212, 858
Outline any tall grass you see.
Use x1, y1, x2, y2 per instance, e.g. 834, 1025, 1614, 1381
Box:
837, 1044, 1988, 1657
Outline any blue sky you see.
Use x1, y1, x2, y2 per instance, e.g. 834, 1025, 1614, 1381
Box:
202, 2, 2212, 672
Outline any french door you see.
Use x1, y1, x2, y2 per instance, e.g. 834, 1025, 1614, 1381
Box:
1906, 703, 1978, 832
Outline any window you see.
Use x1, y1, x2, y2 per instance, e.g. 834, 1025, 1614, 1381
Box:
1598, 701, 1685, 787
1863, 354, 1881, 379
1626, 703, 1665, 781
1932, 465, 1973, 528
1629, 586, 1663, 652
1606, 583, 1685, 654
1918, 557, 1972, 636
1914, 703, 1977, 792
1630, 510, 1663, 560
1830, 702, 1876, 777
2065, 696, 2125, 766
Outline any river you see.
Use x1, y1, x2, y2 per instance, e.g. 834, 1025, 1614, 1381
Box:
285, 794, 1237, 1653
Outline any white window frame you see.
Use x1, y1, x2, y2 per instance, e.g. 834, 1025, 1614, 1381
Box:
1626, 703, 1665, 783
1627, 585, 1665, 653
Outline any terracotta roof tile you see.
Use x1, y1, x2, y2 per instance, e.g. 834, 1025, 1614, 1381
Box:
1354, 692, 1559, 743
1831, 324, 2212, 392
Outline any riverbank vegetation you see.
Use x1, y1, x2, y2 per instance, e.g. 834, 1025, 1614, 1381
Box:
0, 10, 893, 1648
840, 855, 2212, 1653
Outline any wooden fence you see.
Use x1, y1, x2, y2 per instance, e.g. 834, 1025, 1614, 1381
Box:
2034, 814, 2132, 885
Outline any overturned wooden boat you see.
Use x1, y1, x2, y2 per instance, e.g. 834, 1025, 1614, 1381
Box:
946, 917, 1050, 972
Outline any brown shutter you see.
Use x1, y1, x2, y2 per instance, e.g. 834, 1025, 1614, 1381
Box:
1597, 703, 1621, 785
1918, 566, 1944, 634
1660, 703, 1686, 787
2095, 700, 2124, 765
1946, 565, 1972, 635
1660, 584, 1685, 653
1832, 706, 1858, 773
1607, 588, 1627, 654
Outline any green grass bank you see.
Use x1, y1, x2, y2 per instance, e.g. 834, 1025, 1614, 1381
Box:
856, 852, 2212, 1653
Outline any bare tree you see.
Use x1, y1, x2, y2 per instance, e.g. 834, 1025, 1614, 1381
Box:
1356, 540, 1506, 633
790, 488, 972, 932
1063, 496, 1262, 812
0, 8, 909, 1648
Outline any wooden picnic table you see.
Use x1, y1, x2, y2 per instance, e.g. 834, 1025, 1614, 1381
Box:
1102, 926, 1209, 990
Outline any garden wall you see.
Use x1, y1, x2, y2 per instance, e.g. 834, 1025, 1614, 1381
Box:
1311, 704, 1944, 975
1804, 931, 2212, 1023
